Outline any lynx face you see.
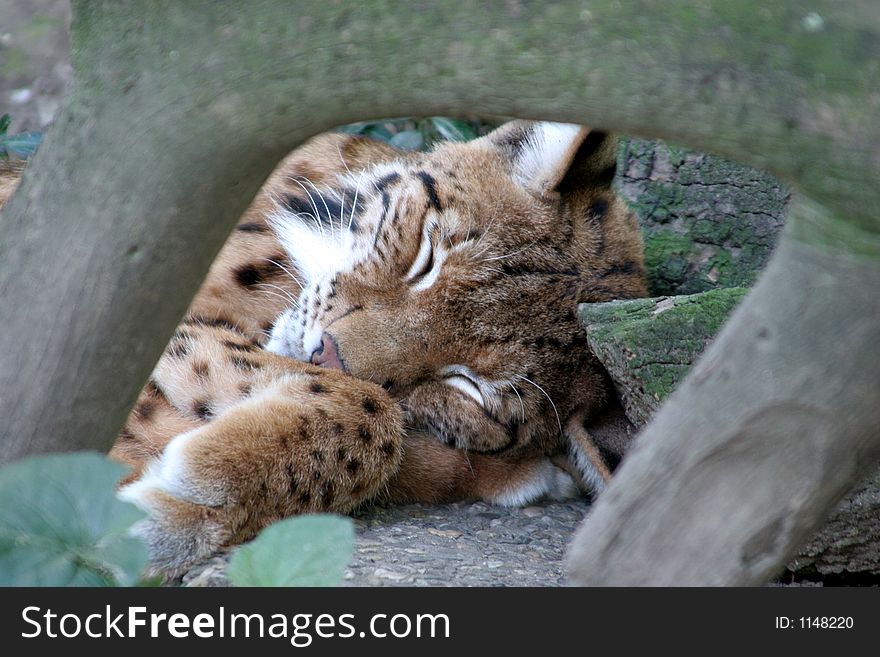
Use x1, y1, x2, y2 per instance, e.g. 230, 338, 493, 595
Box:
267, 122, 647, 459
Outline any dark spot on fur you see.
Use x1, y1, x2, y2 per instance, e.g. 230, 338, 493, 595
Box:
311, 449, 325, 463
236, 222, 269, 233
380, 441, 396, 457
184, 314, 244, 335
321, 485, 335, 507
332, 422, 345, 436
358, 425, 372, 444
118, 428, 136, 442
167, 339, 190, 358
589, 198, 609, 220
282, 193, 313, 215
346, 457, 361, 475
231, 355, 262, 371
319, 195, 343, 228
415, 170, 442, 211
146, 379, 167, 401
234, 263, 264, 287
192, 361, 210, 378
362, 397, 379, 414
375, 171, 401, 191
381, 379, 394, 391
497, 126, 529, 153
239, 383, 252, 397
223, 339, 256, 352
172, 328, 193, 341
298, 491, 311, 505
193, 399, 212, 420
372, 197, 393, 247
312, 470, 322, 482
336, 447, 348, 462
310, 382, 326, 394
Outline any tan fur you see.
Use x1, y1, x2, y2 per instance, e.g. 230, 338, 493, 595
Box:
0, 122, 647, 576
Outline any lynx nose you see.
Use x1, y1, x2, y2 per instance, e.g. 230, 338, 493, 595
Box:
310, 332, 345, 371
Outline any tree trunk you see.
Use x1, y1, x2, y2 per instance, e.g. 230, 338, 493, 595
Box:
581, 290, 880, 580
579, 288, 748, 427
567, 198, 880, 585
616, 138, 789, 297
1, 1, 878, 586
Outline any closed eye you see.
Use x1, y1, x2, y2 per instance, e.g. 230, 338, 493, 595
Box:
444, 375, 484, 406
406, 218, 447, 291
406, 229, 435, 280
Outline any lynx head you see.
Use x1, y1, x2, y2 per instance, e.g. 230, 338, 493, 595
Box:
267, 121, 646, 458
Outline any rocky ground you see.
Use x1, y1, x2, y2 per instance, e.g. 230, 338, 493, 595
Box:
184, 500, 591, 587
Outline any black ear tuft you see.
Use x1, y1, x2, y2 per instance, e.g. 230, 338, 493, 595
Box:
556, 131, 619, 193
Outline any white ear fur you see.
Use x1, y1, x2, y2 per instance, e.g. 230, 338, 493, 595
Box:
512, 122, 588, 194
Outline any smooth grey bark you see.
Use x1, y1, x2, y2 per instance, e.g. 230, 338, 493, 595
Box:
0, 1, 878, 585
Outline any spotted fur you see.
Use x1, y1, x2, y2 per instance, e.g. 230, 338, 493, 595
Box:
0, 121, 647, 576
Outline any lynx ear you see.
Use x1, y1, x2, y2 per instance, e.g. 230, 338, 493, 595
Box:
485, 120, 617, 195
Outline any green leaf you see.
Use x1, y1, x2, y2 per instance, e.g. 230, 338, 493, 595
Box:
227, 514, 354, 587
389, 129, 424, 151
1, 130, 43, 159
0, 452, 148, 586
0, 114, 10, 136
430, 117, 477, 142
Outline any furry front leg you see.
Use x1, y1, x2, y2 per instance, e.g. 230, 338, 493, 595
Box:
119, 374, 403, 577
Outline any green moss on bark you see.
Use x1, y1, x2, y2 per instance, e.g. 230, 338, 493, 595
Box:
616, 138, 790, 296
579, 288, 748, 426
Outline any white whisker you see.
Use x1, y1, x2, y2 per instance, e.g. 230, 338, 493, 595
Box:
507, 381, 526, 423
514, 374, 563, 438
300, 176, 335, 237
262, 257, 305, 288
255, 283, 300, 307
287, 177, 326, 240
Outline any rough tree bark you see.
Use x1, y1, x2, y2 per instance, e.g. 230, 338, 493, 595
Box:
0, 1, 878, 586
579, 288, 748, 426
616, 139, 790, 296
581, 292, 880, 579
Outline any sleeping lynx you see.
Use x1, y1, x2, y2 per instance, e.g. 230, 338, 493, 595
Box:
0, 121, 647, 576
